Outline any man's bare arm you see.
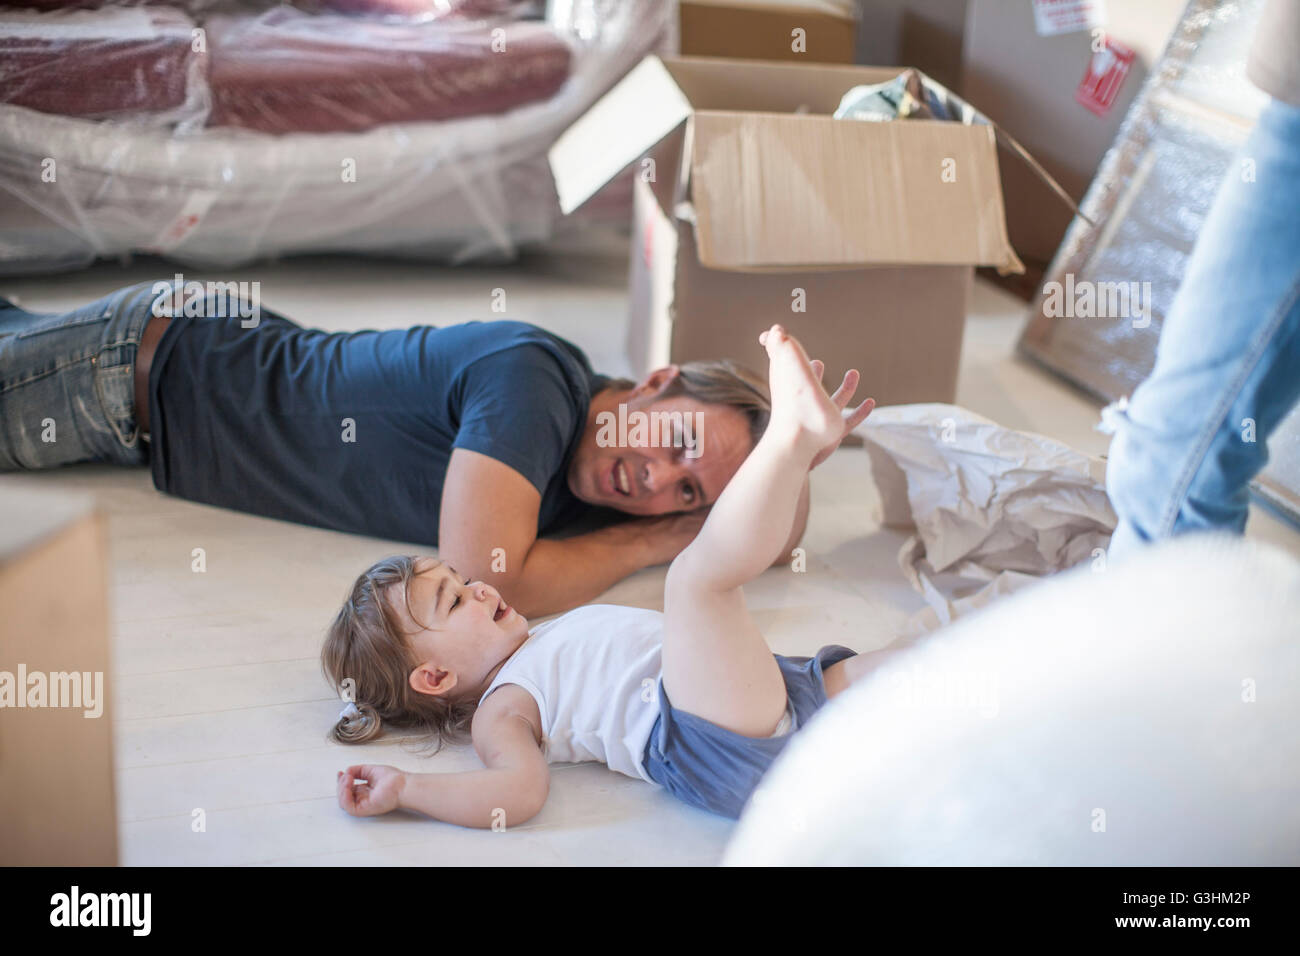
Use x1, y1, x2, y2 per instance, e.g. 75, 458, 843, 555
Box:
437, 449, 703, 618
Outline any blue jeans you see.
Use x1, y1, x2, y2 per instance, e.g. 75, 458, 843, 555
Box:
0, 281, 162, 470
1105, 98, 1300, 560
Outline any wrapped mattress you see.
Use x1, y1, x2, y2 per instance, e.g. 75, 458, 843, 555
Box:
0, 5, 207, 127
0, 0, 675, 273
205, 6, 573, 134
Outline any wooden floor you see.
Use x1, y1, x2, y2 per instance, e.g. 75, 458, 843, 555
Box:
3, 254, 1295, 865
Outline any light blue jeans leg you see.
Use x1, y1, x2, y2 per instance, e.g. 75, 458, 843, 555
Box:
1105, 97, 1300, 560
0, 282, 160, 470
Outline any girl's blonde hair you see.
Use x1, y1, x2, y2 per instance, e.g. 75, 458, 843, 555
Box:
321, 555, 476, 749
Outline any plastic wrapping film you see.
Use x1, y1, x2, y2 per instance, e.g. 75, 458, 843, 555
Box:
4, 1, 279, 12
292, 0, 522, 19
0, 5, 210, 130
0, 0, 675, 273
204, 6, 572, 133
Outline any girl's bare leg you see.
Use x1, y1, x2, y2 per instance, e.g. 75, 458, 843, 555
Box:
662, 325, 873, 737
822, 637, 924, 700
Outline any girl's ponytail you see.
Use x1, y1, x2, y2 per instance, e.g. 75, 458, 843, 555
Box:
331, 699, 382, 744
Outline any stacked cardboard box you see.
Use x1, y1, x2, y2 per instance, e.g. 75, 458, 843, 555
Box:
679, 0, 857, 64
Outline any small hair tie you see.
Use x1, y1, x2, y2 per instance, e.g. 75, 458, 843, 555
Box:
339, 700, 361, 721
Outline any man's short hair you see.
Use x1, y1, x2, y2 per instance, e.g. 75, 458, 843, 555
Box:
606, 360, 771, 448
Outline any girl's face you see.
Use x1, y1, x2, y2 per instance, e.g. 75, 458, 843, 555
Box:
395, 557, 530, 700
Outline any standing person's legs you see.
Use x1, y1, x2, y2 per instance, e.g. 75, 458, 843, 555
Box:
1105, 98, 1300, 560
0, 281, 162, 471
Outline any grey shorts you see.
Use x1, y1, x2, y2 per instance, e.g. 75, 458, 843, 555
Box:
642, 644, 857, 820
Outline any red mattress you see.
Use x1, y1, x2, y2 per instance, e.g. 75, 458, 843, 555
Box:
206, 6, 574, 134
0, 5, 203, 120
295, 0, 516, 18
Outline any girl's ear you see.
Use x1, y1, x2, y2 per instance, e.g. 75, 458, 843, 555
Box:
409, 663, 456, 698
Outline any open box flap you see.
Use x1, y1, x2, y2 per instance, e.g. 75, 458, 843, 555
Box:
548, 56, 694, 215
689, 112, 1025, 273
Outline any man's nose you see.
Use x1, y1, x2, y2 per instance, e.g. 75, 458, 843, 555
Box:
640, 456, 683, 496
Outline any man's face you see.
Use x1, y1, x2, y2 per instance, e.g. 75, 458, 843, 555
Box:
568, 385, 754, 517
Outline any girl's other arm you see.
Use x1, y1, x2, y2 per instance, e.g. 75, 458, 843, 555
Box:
337, 688, 549, 829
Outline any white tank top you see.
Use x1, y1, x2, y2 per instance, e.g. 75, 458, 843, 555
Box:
479, 604, 664, 782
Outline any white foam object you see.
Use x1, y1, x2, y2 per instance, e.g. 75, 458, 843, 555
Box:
725, 534, 1300, 865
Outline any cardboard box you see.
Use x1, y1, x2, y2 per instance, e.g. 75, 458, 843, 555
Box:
0, 489, 117, 865
679, 0, 857, 64
961, 0, 1185, 285
550, 55, 1047, 405
855, 0, 970, 93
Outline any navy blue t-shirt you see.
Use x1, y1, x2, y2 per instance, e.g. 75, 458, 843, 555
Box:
147, 312, 605, 545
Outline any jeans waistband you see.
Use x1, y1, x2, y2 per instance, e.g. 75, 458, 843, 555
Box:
98, 280, 169, 350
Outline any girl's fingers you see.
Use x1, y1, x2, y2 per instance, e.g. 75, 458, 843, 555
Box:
810, 359, 825, 381
829, 369, 860, 409
844, 398, 876, 431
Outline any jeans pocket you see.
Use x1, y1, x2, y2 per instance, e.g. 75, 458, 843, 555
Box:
92, 357, 140, 452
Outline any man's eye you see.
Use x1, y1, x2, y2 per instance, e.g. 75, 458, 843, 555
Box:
681, 481, 696, 505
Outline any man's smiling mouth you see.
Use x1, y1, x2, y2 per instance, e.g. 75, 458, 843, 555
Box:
611, 458, 632, 497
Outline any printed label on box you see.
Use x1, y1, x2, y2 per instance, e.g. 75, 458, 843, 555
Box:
1075, 37, 1135, 116
1032, 0, 1107, 37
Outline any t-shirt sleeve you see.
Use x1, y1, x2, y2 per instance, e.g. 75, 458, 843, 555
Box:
451, 344, 582, 495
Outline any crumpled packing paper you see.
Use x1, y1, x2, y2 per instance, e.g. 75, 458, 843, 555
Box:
856, 404, 1116, 636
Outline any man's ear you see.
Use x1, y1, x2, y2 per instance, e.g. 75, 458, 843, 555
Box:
630, 365, 680, 401
409, 663, 456, 698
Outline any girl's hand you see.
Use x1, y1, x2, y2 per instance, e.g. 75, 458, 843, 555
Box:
759, 324, 875, 469
337, 764, 405, 817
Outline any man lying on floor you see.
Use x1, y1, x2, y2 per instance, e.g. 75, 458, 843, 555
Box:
0, 279, 796, 617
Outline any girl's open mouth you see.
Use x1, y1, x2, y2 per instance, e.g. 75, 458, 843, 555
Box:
494, 601, 510, 622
